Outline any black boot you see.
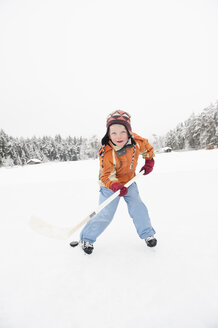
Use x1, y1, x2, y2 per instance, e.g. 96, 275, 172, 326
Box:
81, 241, 94, 254
145, 236, 157, 247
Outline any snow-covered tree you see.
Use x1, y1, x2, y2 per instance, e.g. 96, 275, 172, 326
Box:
0, 130, 100, 167
162, 101, 218, 150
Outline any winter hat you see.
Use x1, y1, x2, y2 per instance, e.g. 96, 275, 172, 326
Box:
102, 110, 133, 145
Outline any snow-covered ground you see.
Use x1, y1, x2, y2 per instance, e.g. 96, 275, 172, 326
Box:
0, 149, 218, 328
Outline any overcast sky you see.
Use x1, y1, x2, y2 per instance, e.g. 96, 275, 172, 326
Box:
0, 0, 218, 140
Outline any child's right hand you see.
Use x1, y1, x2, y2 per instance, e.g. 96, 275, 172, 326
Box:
110, 182, 128, 197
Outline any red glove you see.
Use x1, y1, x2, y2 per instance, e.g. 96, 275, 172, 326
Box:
140, 158, 155, 175
111, 182, 128, 197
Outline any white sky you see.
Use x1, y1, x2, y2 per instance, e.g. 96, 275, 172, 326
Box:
0, 0, 218, 139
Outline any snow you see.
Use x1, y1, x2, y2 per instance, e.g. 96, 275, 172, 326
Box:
0, 149, 218, 328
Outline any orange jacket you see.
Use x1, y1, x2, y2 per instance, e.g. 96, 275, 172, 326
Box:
99, 132, 155, 189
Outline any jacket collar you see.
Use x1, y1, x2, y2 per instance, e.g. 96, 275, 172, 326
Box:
109, 138, 132, 151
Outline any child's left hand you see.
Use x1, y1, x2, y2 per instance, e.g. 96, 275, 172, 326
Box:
111, 182, 128, 196
140, 158, 154, 175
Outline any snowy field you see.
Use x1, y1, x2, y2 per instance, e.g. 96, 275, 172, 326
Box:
0, 149, 218, 328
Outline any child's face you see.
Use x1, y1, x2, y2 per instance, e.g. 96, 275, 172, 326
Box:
109, 124, 129, 148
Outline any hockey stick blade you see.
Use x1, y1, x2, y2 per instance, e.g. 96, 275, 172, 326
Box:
29, 214, 92, 240
29, 216, 77, 240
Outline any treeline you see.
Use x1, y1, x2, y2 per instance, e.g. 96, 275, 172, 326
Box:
0, 132, 100, 167
1, 101, 218, 167
152, 101, 218, 151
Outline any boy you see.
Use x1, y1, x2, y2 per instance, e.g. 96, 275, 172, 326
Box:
80, 110, 157, 254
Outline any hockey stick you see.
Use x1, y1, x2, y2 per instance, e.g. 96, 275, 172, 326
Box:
29, 171, 144, 240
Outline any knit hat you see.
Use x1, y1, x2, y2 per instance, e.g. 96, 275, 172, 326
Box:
101, 110, 133, 145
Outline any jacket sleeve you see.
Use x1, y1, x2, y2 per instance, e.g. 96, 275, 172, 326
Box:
99, 148, 118, 189
136, 137, 155, 160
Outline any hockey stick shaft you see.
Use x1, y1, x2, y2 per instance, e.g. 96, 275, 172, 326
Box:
67, 170, 144, 234
92, 170, 144, 215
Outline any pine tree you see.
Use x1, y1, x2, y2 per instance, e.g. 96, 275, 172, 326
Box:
162, 101, 218, 150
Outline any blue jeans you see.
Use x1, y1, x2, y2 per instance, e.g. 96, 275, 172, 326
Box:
80, 183, 156, 243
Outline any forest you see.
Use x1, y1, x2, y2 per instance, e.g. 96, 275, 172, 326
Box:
0, 132, 100, 167
1, 101, 217, 167
152, 101, 218, 151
